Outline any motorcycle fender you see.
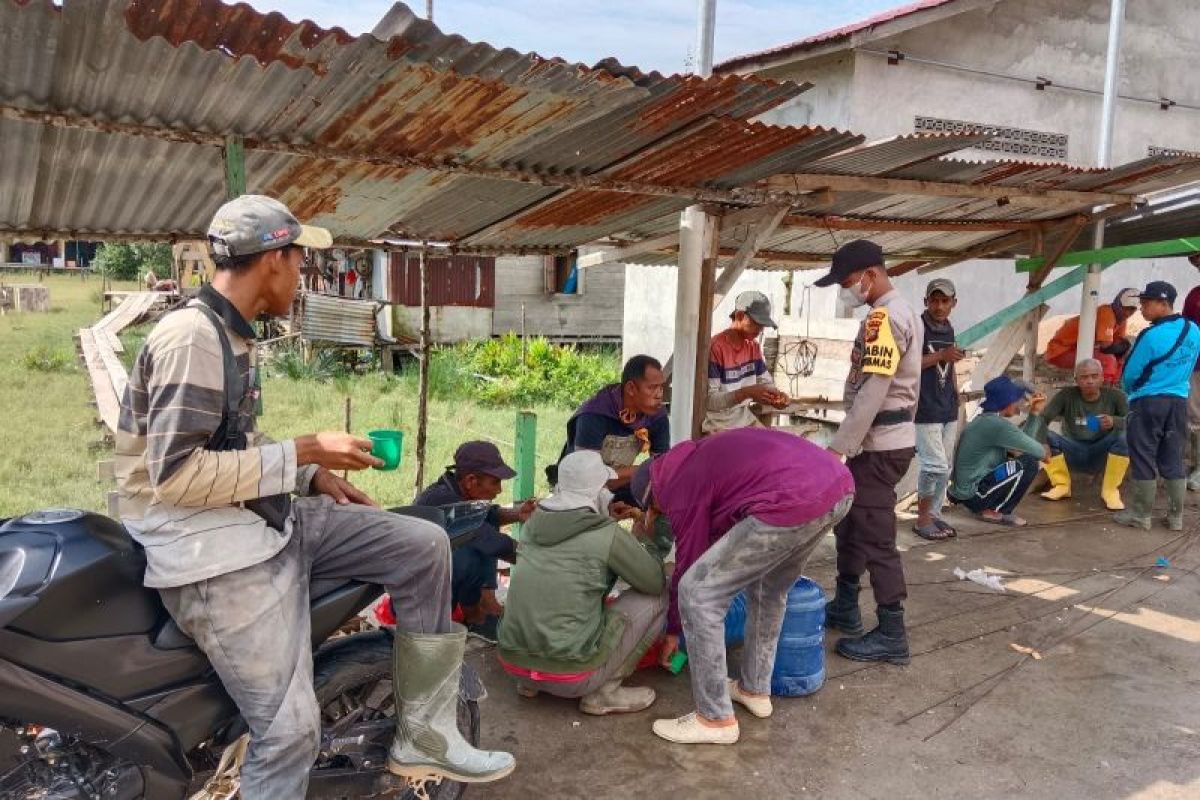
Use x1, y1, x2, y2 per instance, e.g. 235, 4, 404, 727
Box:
460, 661, 486, 703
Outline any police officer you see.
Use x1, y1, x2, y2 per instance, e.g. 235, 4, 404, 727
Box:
814, 240, 922, 664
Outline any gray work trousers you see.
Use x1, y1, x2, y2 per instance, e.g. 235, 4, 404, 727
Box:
679, 494, 854, 720
518, 589, 668, 698
159, 495, 453, 799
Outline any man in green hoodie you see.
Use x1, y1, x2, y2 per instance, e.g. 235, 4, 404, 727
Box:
498, 450, 667, 716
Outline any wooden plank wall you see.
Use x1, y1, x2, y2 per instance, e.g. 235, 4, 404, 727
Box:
491, 257, 625, 341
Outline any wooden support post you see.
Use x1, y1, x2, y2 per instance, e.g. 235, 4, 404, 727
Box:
712, 204, 790, 305
690, 219, 720, 440
223, 135, 246, 200
414, 249, 431, 493
669, 206, 710, 444
513, 411, 537, 539
1022, 311, 1039, 383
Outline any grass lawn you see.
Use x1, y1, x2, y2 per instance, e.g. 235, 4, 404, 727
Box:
0, 274, 573, 517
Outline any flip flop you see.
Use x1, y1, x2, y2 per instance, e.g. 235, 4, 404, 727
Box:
912, 523, 953, 541
976, 512, 1027, 527
933, 518, 958, 538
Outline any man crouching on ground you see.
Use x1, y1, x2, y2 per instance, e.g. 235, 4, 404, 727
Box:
114, 195, 514, 797
629, 428, 854, 745
498, 450, 667, 715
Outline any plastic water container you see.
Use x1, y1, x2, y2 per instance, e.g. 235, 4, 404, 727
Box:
770, 577, 827, 697
724, 592, 747, 647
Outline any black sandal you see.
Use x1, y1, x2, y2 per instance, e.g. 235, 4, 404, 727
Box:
913, 523, 953, 541
933, 518, 958, 538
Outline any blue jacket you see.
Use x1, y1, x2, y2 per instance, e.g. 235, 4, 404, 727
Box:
1121, 315, 1200, 402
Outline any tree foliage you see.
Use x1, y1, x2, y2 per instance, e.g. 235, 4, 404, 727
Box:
93, 242, 173, 281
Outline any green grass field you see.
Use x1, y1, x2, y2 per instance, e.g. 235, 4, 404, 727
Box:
0, 274, 573, 517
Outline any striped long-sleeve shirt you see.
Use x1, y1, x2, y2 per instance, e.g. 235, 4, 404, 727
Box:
115, 285, 316, 588
703, 330, 777, 433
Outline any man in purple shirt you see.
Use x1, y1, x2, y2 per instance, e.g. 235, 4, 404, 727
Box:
629, 428, 854, 745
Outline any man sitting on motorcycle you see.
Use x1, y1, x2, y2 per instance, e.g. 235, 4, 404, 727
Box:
113, 195, 514, 798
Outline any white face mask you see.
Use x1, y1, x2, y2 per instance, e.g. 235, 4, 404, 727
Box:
838, 273, 872, 309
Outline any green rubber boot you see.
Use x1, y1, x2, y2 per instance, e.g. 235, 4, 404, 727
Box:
388, 625, 515, 786
1188, 432, 1200, 492
1165, 479, 1186, 531
1113, 480, 1155, 531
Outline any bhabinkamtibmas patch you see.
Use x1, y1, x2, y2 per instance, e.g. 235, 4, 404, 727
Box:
862, 307, 899, 376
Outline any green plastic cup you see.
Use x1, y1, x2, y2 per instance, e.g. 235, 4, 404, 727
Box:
667, 651, 688, 675
368, 429, 404, 471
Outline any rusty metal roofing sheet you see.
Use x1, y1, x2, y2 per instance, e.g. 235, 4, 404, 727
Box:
4, 0, 1200, 265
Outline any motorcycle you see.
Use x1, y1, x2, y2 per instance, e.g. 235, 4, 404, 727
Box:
0, 502, 494, 799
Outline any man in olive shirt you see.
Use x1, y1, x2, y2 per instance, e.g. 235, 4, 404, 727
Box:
1038, 359, 1130, 510
815, 239, 921, 666
950, 377, 1050, 527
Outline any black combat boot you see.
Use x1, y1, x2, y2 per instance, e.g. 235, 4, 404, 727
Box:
824, 577, 864, 637
835, 604, 910, 665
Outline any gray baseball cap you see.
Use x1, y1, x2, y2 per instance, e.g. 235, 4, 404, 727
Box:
733, 290, 777, 328
925, 278, 956, 298
207, 195, 332, 258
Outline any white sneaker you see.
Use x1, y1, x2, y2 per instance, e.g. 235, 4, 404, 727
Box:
728, 679, 773, 719
652, 713, 739, 745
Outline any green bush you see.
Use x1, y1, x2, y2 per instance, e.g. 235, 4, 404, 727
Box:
21, 346, 75, 373
266, 345, 347, 382
454, 333, 619, 407
93, 242, 173, 281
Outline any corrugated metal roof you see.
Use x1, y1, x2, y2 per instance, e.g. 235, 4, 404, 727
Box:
1103, 189, 1200, 248
3, 0, 1200, 269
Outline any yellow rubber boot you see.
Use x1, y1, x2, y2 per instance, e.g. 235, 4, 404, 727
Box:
1040, 454, 1071, 501
1101, 453, 1129, 511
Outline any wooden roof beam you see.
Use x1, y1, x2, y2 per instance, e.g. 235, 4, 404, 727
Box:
782, 214, 1045, 232
764, 172, 1138, 209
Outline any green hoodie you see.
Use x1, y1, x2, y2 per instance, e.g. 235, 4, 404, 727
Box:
498, 507, 665, 674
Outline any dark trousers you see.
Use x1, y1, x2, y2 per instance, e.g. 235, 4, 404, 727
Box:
1047, 430, 1128, 473
1127, 396, 1188, 480
961, 453, 1040, 515
452, 528, 516, 609
835, 448, 914, 607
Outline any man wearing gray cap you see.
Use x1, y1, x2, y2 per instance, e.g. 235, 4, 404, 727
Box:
912, 278, 965, 540
703, 290, 790, 433
114, 196, 514, 797
813, 239, 921, 665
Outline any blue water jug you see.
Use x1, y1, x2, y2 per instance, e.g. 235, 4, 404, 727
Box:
724, 592, 747, 647
770, 577, 826, 697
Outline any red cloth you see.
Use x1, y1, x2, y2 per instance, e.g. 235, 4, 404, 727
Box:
373, 596, 464, 626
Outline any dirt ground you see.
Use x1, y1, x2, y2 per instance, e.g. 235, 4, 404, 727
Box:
466, 486, 1200, 800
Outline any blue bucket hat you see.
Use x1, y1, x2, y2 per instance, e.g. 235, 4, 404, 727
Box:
980, 376, 1028, 413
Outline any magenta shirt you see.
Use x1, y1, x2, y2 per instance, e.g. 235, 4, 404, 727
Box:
651, 428, 854, 634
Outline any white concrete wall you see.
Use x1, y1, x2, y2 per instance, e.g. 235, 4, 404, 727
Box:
622, 264, 842, 364
754, 53, 857, 130
761, 0, 1200, 166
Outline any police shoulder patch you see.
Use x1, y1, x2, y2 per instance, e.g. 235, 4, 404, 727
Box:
861, 307, 899, 376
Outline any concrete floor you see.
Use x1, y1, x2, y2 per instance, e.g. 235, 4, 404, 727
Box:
465, 489, 1200, 800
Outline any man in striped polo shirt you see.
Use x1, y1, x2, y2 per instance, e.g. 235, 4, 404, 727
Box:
703, 290, 790, 433
114, 196, 513, 797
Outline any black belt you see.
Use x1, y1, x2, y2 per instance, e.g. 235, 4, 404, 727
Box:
873, 407, 914, 427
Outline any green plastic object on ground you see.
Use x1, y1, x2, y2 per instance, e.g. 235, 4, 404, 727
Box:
667, 651, 688, 674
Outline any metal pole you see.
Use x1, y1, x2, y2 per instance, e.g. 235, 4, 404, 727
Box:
1075, 0, 1125, 366
414, 248, 431, 493
669, 0, 717, 442
694, 0, 717, 77
425, 0, 433, 21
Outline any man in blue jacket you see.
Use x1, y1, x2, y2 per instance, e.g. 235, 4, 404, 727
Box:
1115, 281, 1200, 530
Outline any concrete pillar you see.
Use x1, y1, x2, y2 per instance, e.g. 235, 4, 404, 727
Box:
0, 239, 9, 266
